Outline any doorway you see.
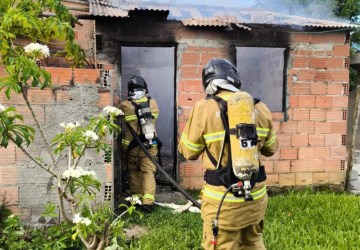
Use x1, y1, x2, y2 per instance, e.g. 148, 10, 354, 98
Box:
119, 46, 176, 187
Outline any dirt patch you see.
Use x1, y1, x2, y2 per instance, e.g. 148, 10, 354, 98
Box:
124, 225, 149, 240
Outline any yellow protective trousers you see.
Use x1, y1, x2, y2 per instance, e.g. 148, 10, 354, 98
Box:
127, 155, 156, 205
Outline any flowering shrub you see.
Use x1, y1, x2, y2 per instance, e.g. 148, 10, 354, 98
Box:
0, 1, 137, 249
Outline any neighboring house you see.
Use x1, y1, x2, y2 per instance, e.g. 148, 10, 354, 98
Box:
0, 0, 358, 222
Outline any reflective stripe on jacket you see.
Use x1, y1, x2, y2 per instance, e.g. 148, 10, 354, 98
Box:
119, 98, 159, 156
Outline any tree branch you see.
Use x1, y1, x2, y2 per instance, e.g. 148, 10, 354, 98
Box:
21, 86, 58, 169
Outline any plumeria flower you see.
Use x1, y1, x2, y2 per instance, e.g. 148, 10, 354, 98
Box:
59, 122, 81, 130
84, 130, 99, 141
73, 213, 91, 226
103, 106, 124, 116
24, 43, 50, 58
62, 167, 96, 179
0, 103, 5, 112
125, 196, 142, 206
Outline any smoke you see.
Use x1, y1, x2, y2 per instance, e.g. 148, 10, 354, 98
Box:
110, 0, 348, 23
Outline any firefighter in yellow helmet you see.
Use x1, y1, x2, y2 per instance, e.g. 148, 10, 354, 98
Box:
119, 76, 160, 213
178, 58, 278, 249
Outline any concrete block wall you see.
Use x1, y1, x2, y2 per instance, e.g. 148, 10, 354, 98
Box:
0, 26, 113, 220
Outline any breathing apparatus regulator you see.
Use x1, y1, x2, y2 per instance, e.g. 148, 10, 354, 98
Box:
128, 76, 157, 148
203, 59, 261, 246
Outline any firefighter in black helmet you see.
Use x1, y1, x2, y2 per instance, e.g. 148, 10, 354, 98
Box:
119, 76, 160, 213
179, 58, 278, 249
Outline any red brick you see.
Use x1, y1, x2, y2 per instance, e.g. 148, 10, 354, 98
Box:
280, 148, 298, 160
74, 68, 100, 84
200, 52, 222, 66
291, 134, 308, 147
298, 70, 316, 81
329, 172, 345, 184
326, 109, 343, 121
331, 122, 347, 133
293, 57, 310, 68
293, 83, 311, 94
327, 58, 344, 69
331, 96, 348, 108
272, 112, 284, 122
311, 33, 345, 44
291, 33, 311, 43
183, 163, 204, 177
310, 82, 327, 95
308, 159, 325, 172
297, 121, 315, 134
274, 160, 291, 173
178, 93, 198, 107
280, 121, 298, 134
182, 52, 200, 65
324, 159, 341, 171
313, 147, 330, 159
315, 96, 332, 108
308, 134, 325, 147
315, 122, 332, 133
310, 58, 327, 69
266, 173, 279, 185
45, 67, 73, 85
324, 134, 342, 146
298, 95, 315, 107
277, 134, 291, 147
56, 89, 73, 104
15, 106, 45, 125
0, 144, 16, 166
27, 88, 54, 104
180, 65, 200, 78
333, 45, 350, 56
97, 90, 111, 106
296, 172, 313, 186
310, 109, 326, 121
312, 172, 329, 184
182, 79, 203, 93
289, 96, 299, 107
290, 159, 308, 172
293, 109, 309, 120
262, 160, 274, 173
278, 173, 296, 186
327, 83, 344, 95
298, 147, 313, 159
0, 167, 18, 184
0, 91, 25, 104
330, 146, 346, 159
0, 187, 19, 205
105, 163, 112, 182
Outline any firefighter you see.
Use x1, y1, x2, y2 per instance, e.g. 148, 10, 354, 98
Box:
119, 76, 160, 213
178, 58, 278, 249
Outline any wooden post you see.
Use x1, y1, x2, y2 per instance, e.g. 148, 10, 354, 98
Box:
345, 85, 360, 189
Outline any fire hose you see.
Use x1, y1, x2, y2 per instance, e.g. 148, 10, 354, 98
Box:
122, 118, 201, 209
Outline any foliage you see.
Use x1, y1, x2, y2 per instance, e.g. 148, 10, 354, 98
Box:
126, 190, 360, 250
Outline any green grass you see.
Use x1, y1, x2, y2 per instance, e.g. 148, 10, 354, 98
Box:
125, 190, 360, 250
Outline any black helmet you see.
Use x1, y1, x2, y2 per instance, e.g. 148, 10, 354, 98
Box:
202, 58, 241, 90
128, 76, 148, 93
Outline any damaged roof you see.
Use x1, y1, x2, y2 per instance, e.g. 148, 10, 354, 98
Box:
83, 0, 358, 30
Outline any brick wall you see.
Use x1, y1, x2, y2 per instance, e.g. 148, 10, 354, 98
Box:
176, 32, 349, 189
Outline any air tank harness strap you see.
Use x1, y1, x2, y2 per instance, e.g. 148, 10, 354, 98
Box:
204, 165, 267, 187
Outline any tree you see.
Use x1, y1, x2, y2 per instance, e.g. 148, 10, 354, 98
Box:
0, 1, 136, 249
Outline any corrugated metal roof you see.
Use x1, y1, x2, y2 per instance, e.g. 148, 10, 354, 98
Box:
85, 1, 359, 29
88, 0, 127, 17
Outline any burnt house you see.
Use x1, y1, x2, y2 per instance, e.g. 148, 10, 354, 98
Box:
0, 0, 358, 221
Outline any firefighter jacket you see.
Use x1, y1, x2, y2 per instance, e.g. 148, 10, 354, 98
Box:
119, 97, 159, 157
178, 90, 278, 230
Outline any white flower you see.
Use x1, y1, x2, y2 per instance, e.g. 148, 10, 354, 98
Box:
84, 130, 99, 141
103, 106, 123, 116
0, 103, 5, 112
125, 196, 142, 206
24, 43, 50, 58
59, 122, 81, 130
62, 167, 96, 179
73, 213, 91, 225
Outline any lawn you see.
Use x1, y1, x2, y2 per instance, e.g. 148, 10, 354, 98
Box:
125, 189, 360, 250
